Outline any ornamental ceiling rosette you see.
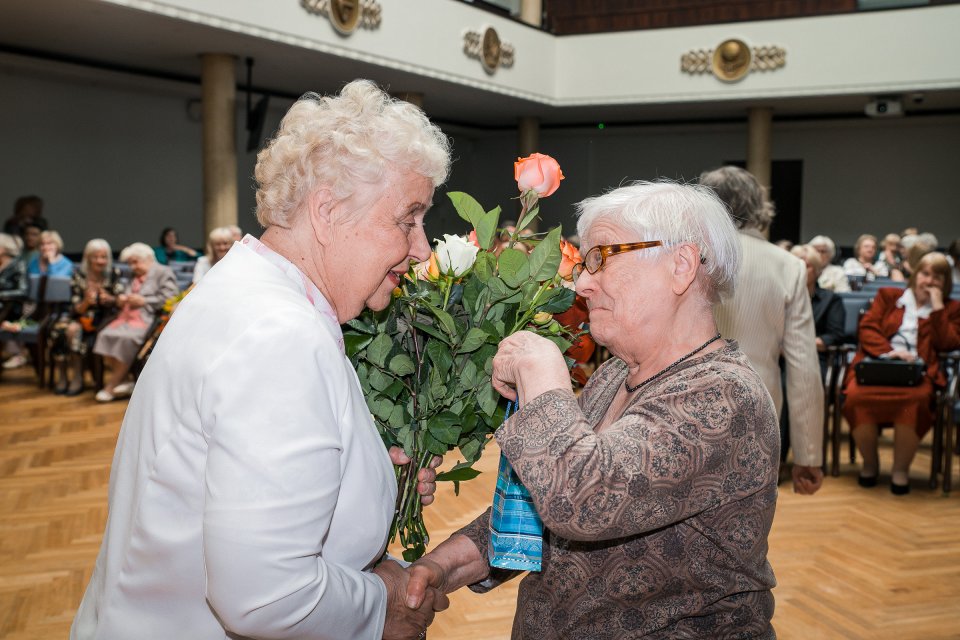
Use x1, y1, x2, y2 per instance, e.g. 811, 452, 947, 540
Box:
681, 39, 786, 82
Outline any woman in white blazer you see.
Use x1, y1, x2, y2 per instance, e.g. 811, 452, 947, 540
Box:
72, 80, 451, 640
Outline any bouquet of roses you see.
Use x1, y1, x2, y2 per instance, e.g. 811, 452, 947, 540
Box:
343, 154, 581, 561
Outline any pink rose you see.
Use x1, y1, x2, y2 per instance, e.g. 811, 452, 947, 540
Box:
514, 153, 564, 198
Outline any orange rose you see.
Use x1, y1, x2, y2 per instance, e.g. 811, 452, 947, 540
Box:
411, 253, 440, 281
467, 230, 481, 248
558, 238, 581, 280
515, 153, 564, 198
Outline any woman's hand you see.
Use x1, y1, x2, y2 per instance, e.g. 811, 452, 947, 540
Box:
492, 331, 571, 404
84, 288, 98, 305
374, 559, 448, 640
99, 291, 116, 306
887, 349, 916, 361
174, 244, 198, 258
815, 337, 826, 352
389, 448, 442, 506
116, 293, 129, 308
927, 286, 944, 311
127, 294, 146, 309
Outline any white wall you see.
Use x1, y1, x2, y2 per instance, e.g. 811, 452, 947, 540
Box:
109, 0, 960, 105
1, 57, 957, 255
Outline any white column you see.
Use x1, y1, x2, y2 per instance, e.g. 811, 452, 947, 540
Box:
520, 0, 542, 27
746, 106, 773, 190
201, 53, 238, 239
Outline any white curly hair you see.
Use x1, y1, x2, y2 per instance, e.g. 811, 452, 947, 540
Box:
254, 79, 451, 228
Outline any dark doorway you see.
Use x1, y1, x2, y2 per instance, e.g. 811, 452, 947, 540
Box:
727, 160, 804, 244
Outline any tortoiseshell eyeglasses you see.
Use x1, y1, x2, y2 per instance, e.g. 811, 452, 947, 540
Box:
565, 241, 664, 283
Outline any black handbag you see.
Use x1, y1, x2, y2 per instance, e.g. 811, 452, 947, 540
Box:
854, 356, 926, 387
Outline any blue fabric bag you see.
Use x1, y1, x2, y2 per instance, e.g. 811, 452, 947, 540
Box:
488, 401, 543, 572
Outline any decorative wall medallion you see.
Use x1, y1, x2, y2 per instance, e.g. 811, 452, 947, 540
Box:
300, 0, 382, 34
681, 39, 786, 82
463, 26, 515, 74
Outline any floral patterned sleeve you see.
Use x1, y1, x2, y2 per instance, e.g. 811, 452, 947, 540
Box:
108, 267, 125, 297
70, 270, 86, 310
494, 353, 779, 543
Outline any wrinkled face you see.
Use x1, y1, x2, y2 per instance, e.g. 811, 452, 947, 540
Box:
127, 255, 150, 277
322, 170, 434, 323
23, 227, 41, 250
913, 265, 945, 305
163, 229, 178, 248
858, 239, 877, 262
575, 219, 668, 355
40, 238, 59, 261
211, 238, 232, 261
89, 249, 109, 273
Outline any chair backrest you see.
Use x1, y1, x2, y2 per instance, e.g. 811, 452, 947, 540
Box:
861, 279, 906, 295
27, 274, 42, 301
44, 276, 73, 303
838, 292, 873, 343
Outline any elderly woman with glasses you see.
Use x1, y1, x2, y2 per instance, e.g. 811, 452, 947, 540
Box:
406, 182, 780, 639
73, 81, 449, 640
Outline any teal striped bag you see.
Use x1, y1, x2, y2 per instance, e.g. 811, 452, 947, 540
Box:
488, 401, 543, 571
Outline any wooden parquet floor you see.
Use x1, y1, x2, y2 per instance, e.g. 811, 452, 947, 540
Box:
2, 365, 959, 639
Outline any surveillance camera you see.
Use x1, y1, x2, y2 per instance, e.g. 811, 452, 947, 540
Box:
865, 98, 903, 118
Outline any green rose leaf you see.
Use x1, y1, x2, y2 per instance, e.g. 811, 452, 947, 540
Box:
367, 333, 393, 368
426, 340, 452, 374
435, 466, 481, 482
343, 333, 373, 358
538, 285, 576, 313
389, 354, 416, 376
498, 248, 531, 289
411, 320, 450, 345
528, 225, 563, 281
368, 367, 392, 392
459, 437, 483, 463
477, 379, 498, 416
423, 431, 450, 456
388, 404, 407, 430
448, 191, 485, 227
457, 327, 489, 354
345, 316, 376, 335
431, 307, 457, 337
472, 251, 497, 283
478, 206, 501, 251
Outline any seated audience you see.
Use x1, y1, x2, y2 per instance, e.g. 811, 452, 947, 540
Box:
791, 244, 845, 380
226, 224, 242, 242
843, 252, 960, 494
842, 233, 879, 284
49, 239, 124, 395
3, 195, 48, 236
809, 235, 850, 292
192, 226, 234, 284
874, 233, 904, 280
93, 242, 177, 402
27, 230, 74, 277
153, 227, 198, 265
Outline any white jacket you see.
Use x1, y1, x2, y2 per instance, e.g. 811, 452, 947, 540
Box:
72, 238, 396, 639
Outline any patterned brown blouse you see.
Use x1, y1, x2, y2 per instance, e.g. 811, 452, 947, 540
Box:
458, 341, 779, 639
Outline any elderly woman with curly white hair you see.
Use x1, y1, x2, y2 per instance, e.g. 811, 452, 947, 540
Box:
72, 81, 450, 640
407, 182, 780, 638
92, 242, 177, 402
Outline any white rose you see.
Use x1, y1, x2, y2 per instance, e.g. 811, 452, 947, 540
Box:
435, 234, 479, 277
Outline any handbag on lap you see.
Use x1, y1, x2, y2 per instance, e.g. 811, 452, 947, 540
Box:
854, 356, 925, 386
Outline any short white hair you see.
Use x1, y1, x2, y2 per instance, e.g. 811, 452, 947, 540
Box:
576, 181, 742, 303
0, 233, 20, 258
120, 242, 155, 263
808, 235, 837, 261
82, 238, 113, 273
254, 79, 451, 228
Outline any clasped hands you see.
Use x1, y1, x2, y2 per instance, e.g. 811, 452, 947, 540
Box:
375, 558, 448, 640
